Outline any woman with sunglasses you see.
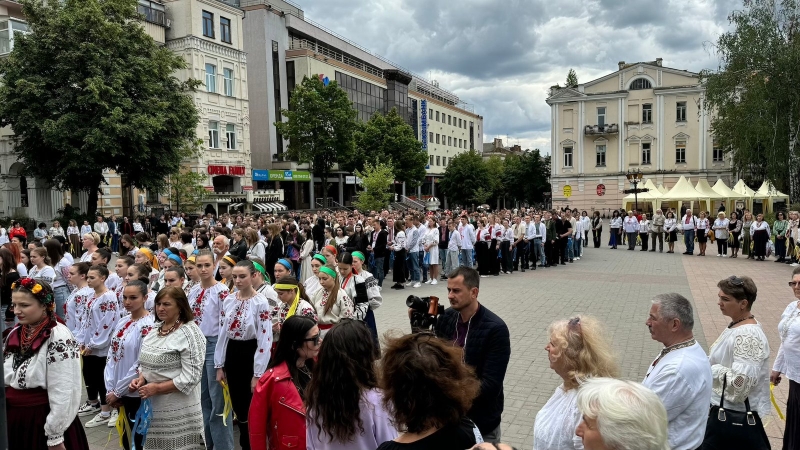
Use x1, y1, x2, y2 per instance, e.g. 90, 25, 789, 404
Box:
167, 227, 182, 249
701, 276, 771, 449
249, 316, 320, 450
771, 266, 800, 449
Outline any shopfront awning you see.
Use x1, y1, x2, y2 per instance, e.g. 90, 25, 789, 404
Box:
228, 203, 242, 209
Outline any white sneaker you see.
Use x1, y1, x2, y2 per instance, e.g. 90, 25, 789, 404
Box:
107, 409, 119, 428
412, 282, 421, 288
425, 279, 432, 284
431, 279, 438, 285
85, 412, 111, 428
480, 275, 488, 278
404, 281, 412, 286
78, 401, 100, 417
717, 254, 722, 257
722, 254, 727, 258
377, 286, 382, 291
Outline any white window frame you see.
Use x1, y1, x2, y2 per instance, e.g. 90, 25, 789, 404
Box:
223, 68, 234, 97
225, 123, 236, 150
675, 140, 686, 164
642, 104, 652, 124
208, 121, 220, 148
563, 147, 573, 168
642, 142, 652, 165
713, 145, 724, 162
597, 107, 606, 127
596, 144, 606, 167
676, 101, 687, 122
205, 63, 217, 94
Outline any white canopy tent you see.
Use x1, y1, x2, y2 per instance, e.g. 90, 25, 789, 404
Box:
712, 179, 750, 213
659, 176, 705, 212
695, 179, 726, 213
754, 181, 790, 213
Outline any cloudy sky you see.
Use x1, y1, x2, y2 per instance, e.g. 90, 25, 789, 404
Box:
296, 0, 740, 154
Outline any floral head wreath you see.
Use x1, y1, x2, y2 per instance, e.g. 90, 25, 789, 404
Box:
12, 277, 55, 305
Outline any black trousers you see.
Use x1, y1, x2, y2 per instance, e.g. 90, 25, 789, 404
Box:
717, 239, 728, 255
592, 229, 602, 248
559, 237, 568, 263
500, 241, 511, 272
784, 379, 800, 450
225, 339, 257, 450
489, 239, 500, 275
119, 396, 144, 450
544, 240, 557, 266
83, 355, 108, 405
476, 241, 491, 275
639, 232, 649, 251
516, 241, 528, 269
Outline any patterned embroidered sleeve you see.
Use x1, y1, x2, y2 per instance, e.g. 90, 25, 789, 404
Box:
114, 320, 153, 397
253, 298, 273, 378
340, 292, 355, 319
214, 297, 232, 370
711, 329, 769, 404
87, 292, 118, 352
362, 273, 382, 310
104, 317, 127, 395
44, 325, 83, 447
173, 324, 207, 395
298, 301, 318, 321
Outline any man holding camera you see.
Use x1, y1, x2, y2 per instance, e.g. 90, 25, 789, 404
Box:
437, 266, 510, 444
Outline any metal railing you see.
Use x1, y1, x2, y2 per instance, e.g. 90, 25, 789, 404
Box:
399, 195, 425, 210
289, 36, 385, 79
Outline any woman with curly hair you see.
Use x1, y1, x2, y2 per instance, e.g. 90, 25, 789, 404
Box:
377, 332, 482, 450
305, 319, 396, 449
532, 315, 618, 450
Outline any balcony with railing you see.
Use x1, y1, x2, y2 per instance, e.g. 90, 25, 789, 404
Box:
0, 18, 27, 56
137, 0, 168, 27
584, 124, 619, 136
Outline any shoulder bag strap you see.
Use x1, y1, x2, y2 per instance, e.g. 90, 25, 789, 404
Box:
718, 372, 728, 421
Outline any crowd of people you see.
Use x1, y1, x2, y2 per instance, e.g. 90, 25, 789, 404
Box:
3, 206, 799, 450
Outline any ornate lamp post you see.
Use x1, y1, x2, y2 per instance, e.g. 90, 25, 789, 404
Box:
624, 169, 646, 213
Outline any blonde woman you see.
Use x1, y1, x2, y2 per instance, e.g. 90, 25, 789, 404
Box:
79, 232, 100, 263
533, 315, 618, 450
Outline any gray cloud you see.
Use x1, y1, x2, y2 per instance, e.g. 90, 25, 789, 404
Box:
296, 0, 733, 153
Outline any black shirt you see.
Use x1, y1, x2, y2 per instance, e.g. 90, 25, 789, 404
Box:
376, 417, 480, 450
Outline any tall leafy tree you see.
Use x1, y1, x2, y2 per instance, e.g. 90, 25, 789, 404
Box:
0, 0, 200, 216
275, 75, 359, 206
565, 69, 578, 88
353, 162, 395, 211
503, 150, 551, 205
347, 108, 427, 188
439, 150, 491, 207
167, 170, 208, 214
701, 0, 800, 200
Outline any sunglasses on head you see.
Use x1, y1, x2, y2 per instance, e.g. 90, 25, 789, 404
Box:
727, 275, 745, 286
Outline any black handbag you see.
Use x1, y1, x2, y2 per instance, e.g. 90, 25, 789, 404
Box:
701, 373, 770, 450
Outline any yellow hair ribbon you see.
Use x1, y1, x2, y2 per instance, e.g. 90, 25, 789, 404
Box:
771, 383, 785, 420
219, 379, 234, 426
274, 284, 300, 318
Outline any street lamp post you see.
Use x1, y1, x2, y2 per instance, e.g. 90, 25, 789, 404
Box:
625, 169, 645, 213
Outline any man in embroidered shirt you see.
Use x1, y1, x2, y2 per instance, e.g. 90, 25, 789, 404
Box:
681, 209, 697, 255
643, 293, 712, 450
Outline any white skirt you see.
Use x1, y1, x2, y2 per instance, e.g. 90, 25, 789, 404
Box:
426, 247, 440, 265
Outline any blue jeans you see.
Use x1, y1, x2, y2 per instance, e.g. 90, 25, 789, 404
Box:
684, 229, 695, 254
418, 251, 427, 282
460, 248, 474, 268
573, 236, 582, 258
533, 239, 545, 266
111, 234, 120, 253
201, 336, 234, 450
406, 250, 420, 282
566, 238, 574, 260
373, 257, 385, 286
53, 285, 69, 321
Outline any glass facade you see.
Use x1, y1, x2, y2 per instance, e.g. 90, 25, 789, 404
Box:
335, 71, 386, 122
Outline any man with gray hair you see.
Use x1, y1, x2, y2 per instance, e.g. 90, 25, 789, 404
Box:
643, 293, 712, 450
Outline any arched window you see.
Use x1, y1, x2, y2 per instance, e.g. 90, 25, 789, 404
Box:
630, 78, 652, 90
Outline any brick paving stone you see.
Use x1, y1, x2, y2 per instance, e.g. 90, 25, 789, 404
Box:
83, 238, 791, 449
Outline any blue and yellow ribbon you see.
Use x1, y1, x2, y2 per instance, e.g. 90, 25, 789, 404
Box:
771, 383, 785, 420
219, 379, 234, 426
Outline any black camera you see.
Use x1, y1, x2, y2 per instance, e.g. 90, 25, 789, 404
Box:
406, 295, 445, 333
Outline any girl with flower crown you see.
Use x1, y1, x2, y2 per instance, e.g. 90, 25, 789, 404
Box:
4, 278, 90, 450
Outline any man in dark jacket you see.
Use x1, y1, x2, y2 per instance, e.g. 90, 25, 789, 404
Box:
437, 217, 450, 280
436, 266, 510, 443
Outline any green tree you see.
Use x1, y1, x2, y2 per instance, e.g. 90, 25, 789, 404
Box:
565, 68, 578, 88
275, 75, 359, 206
484, 156, 505, 205
439, 150, 490, 207
347, 108, 427, 188
503, 150, 551, 205
353, 162, 395, 211
0, 0, 200, 216
166, 169, 208, 214
701, 0, 800, 200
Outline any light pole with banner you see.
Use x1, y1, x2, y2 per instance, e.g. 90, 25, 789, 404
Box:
623, 169, 647, 213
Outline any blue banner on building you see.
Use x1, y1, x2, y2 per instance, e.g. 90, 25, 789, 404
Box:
421, 99, 428, 150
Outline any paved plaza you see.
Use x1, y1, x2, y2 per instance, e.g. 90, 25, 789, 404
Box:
83, 239, 792, 449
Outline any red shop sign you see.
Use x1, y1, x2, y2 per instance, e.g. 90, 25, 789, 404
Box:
596, 184, 606, 196
207, 165, 246, 176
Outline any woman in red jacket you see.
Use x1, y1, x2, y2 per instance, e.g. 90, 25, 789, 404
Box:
8, 221, 26, 247
249, 315, 319, 450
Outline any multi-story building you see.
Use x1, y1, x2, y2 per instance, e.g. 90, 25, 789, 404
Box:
545, 58, 733, 214
239, 0, 482, 209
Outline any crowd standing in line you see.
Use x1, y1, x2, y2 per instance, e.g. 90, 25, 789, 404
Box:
3, 205, 799, 450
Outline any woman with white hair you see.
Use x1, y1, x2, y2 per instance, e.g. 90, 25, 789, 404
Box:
575, 377, 669, 450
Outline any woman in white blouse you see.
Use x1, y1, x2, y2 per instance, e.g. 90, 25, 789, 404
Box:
390, 222, 406, 290
79, 232, 100, 263
28, 247, 56, 284
4, 278, 90, 450
67, 220, 81, 257
422, 218, 440, 283
771, 267, 800, 448
215, 260, 274, 450
104, 280, 154, 450
701, 276, 771, 449
311, 266, 354, 338
750, 213, 771, 261
712, 212, 731, 257
638, 213, 650, 252
696, 211, 710, 256
608, 210, 622, 249
664, 211, 678, 254
532, 315, 618, 450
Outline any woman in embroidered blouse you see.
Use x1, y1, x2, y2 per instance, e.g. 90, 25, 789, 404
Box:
608, 210, 622, 249
273, 276, 318, 340
119, 234, 137, 257
422, 218, 441, 282
772, 267, 800, 449
694, 211, 709, 256
701, 276, 771, 449
590, 211, 602, 249
79, 232, 100, 263
638, 213, 650, 252
65, 262, 91, 335
299, 228, 315, 284
727, 212, 742, 258
664, 211, 678, 254
135, 247, 161, 288
532, 315, 618, 450
218, 254, 237, 292
350, 251, 382, 349
787, 211, 800, 265
311, 266, 354, 338
742, 211, 754, 259
75, 265, 119, 427
774, 211, 790, 262
28, 247, 56, 283
390, 222, 406, 290
4, 278, 89, 450
131, 287, 207, 450
67, 220, 81, 257
750, 213, 771, 261
214, 260, 274, 450
249, 316, 320, 450
712, 212, 730, 257
49, 221, 65, 239
336, 252, 369, 324
303, 254, 327, 298
104, 280, 155, 450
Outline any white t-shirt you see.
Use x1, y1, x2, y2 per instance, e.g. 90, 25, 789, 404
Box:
532, 384, 583, 450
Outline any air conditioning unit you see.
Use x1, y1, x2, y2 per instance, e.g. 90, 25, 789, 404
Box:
165, 19, 171, 29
